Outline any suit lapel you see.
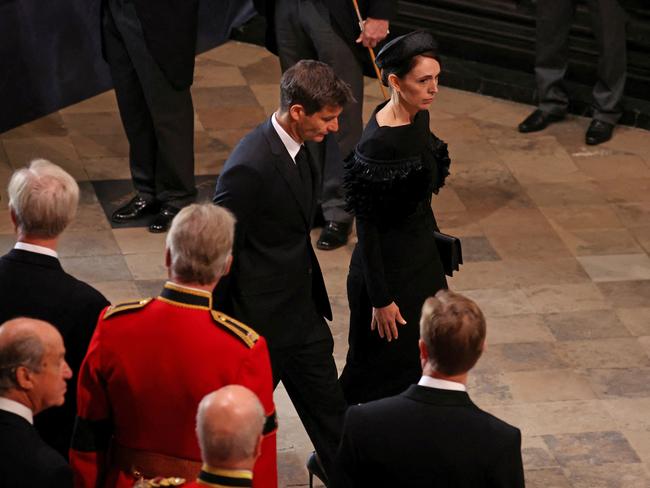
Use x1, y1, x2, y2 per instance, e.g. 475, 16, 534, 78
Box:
263, 120, 311, 226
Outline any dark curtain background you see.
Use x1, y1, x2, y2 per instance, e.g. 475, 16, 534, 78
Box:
0, 0, 255, 132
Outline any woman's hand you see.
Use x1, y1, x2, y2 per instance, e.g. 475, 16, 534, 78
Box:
371, 302, 407, 342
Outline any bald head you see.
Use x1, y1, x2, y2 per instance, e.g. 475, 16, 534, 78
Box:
196, 385, 265, 469
0, 318, 71, 413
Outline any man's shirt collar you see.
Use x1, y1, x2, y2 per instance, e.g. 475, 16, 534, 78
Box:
418, 375, 467, 392
14, 242, 58, 258
0, 397, 34, 424
271, 112, 302, 162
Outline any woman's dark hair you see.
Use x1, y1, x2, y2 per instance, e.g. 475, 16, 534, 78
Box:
381, 50, 441, 87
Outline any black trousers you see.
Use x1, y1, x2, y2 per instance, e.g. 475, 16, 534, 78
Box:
275, 0, 362, 224
269, 313, 347, 480
535, 0, 627, 124
102, 0, 196, 207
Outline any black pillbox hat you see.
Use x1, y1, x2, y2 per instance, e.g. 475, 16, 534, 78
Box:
375, 30, 438, 70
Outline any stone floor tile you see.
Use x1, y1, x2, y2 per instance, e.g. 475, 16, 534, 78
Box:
486, 314, 556, 345
505, 370, 597, 403
522, 435, 560, 470
526, 181, 606, 208
577, 254, 650, 282
508, 258, 592, 288
457, 235, 501, 262
524, 468, 572, 488
208, 128, 254, 149
615, 308, 650, 336
195, 130, 230, 154
89, 280, 140, 304
435, 210, 484, 237
135, 279, 166, 298
598, 124, 650, 156
0, 209, 15, 234
484, 227, 572, 260
630, 226, 650, 253
67, 204, 112, 232
3, 135, 80, 169
476, 343, 567, 373
597, 280, 650, 308
542, 310, 630, 341
612, 202, 650, 228
467, 372, 514, 405
192, 62, 247, 87
555, 338, 650, 369
602, 398, 650, 431
60, 112, 125, 135
82, 157, 131, 181
523, 283, 610, 314
1, 113, 67, 139
59, 91, 119, 114
573, 153, 650, 181
195, 152, 227, 176
487, 400, 614, 436
463, 288, 534, 316
58, 230, 121, 257
431, 186, 467, 213
124, 253, 167, 281
564, 463, 650, 488
59, 254, 132, 282
197, 106, 266, 130
250, 84, 281, 117
587, 368, 650, 399
469, 96, 534, 128
540, 205, 624, 231
556, 227, 644, 256
599, 178, 650, 204
433, 86, 496, 116
191, 86, 260, 108
70, 133, 130, 158
639, 336, 650, 358
624, 430, 650, 467
112, 228, 167, 255
544, 431, 640, 467
200, 41, 272, 67
0, 235, 15, 254
240, 54, 282, 85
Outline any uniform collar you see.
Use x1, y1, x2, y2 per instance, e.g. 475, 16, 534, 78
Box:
158, 281, 213, 310
197, 465, 253, 487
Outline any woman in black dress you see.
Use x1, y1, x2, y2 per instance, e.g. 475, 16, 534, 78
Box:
339, 31, 451, 404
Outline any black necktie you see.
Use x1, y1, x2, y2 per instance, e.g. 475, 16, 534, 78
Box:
295, 145, 313, 210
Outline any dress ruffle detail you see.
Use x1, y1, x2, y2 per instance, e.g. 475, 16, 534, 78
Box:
428, 134, 451, 194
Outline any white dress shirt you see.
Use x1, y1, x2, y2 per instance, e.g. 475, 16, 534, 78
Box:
418, 375, 467, 392
14, 242, 58, 259
0, 397, 33, 424
271, 112, 302, 163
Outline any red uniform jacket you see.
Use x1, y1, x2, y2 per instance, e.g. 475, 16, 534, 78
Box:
70, 282, 277, 488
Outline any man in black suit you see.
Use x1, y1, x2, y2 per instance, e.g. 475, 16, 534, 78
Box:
334, 290, 525, 488
105, 0, 198, 232
0, 159, 109, 458
253, 0, 395, 250
0, 317, 74, 487
214, 60, 353, 484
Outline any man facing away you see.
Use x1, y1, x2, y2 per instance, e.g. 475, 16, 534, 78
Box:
0, 159, 109, 458
184, 385, 266, 488
70, 204, 277, 488
0, 318, 74, 488
334, 290, 525, 488
213, 59, 352, 483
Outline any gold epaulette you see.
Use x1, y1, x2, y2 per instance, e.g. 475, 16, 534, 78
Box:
210, 310, 260, 348
103, 298, 153, 320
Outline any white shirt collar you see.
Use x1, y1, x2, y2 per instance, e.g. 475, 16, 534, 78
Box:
14, 242, 58, 258
418, 375, 467, 392
271, 112, 302, 162
0, 397, 34, 424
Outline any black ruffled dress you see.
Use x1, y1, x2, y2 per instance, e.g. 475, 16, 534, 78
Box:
339, 102, 450, 405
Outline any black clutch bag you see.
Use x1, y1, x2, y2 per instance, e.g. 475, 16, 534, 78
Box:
434, 231, 463, 277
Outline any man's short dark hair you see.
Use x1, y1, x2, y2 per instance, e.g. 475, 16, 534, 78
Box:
420, 290, 486, 376
279, 60, 354, 115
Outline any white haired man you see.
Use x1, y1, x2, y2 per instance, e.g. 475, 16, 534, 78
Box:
0, 159, 109, 458
70, 204, 277, 488
184, 385, 266, 488
0, 318, 74, 487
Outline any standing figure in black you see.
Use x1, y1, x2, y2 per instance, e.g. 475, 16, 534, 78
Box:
105, 0, 198, 232
518, 0, 627, 145
339, 31, 450, 405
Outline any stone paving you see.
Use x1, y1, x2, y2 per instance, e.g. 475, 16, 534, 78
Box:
1, 41, 650, 487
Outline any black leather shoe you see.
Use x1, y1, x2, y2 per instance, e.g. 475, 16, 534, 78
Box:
306, 452, 328, 488
111, 195, 158, 222
316, 221, 351, 250
585, 119, 614, 145
518, 109, 565, 133
148, 205, 180, 233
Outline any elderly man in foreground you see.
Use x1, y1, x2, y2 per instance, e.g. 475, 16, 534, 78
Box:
0, 159, 109, 457
334, 290, 525, 488
0, 318, 73, 487
70, 204, 277, 488
184, 385, 266, 488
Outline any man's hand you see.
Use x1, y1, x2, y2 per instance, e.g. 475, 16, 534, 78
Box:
371, 302, 406, 342
356, 18, 390, 48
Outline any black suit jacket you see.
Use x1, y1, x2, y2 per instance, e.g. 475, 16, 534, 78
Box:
213, 118, 332, 349
0, 409, 72, 488
0, 249, 109, 458
101, 0, 199, 89
253, 0, 397, 77
334, 385, 525, 488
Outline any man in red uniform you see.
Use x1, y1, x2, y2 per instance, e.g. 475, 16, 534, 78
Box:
70, 204, 277, 488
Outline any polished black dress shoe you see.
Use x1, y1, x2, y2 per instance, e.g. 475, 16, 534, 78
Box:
586, 119, 614, 145
518, 109, 565, 133
148, 205, 180, 233
306, 452, 328, 488
316, 221, 351, 250
111, 195, 158, 222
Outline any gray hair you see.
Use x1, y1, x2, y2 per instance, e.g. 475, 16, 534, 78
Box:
196, 386, 265, 465
166, 204, 236, 285
7, 159, 79, 238
0, 319, 45, 395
